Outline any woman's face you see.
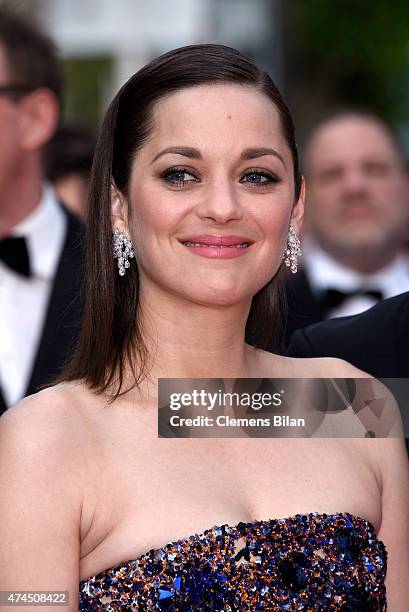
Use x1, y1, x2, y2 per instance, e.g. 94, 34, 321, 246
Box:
114, 84, 304, 307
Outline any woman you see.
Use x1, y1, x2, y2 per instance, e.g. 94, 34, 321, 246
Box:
0, 44, 407, 610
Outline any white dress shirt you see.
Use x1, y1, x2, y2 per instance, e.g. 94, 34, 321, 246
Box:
0, 185, 66, 407
303, 237, 409, 319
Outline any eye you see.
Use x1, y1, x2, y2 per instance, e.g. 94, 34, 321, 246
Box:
318, 167, 343, 183
161, 167, 198, 187
364, 161, 390, 177
240, 169, 279, 188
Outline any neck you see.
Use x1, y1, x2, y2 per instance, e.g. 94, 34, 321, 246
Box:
0, 157, 43, 237
131, 284, 256, 402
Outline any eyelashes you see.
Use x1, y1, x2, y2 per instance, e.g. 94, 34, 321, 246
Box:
240, 170, 280, 188
161, 167, 198, 187
160, 166, 280, 190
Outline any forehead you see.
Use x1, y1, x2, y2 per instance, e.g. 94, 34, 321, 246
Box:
307, 117, 400, 168
144, 83, 287, 157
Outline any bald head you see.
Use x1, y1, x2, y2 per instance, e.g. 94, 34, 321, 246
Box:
303, 113, 408, 273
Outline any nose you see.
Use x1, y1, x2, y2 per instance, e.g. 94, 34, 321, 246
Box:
196, 177, 244, 224
342, 168, 369, 196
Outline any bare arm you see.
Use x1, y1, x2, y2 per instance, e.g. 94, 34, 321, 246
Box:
0, 391, 84, 611
308, 358, 409, 602
373, 437, 409, 607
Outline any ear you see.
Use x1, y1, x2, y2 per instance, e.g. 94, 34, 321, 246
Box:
110, 184, 129, 233
290, 175, 305, 236
19, 88, 60, 151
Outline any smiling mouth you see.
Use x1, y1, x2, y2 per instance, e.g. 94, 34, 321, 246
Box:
182, 241, 249, 248
178, 236, 254, 259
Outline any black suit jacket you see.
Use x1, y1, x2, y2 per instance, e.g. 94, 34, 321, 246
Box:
0, 206, 85, 415
287, 291, 409, 378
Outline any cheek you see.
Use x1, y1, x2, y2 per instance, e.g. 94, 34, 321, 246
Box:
0, 125, 20, 162
255, 193, 292, 233
129, 185, 160, 232
382, 179, 406, 204
130, 215, 162, 264
312, 182, 339, 203
307, 190, 337, 226
128, 188, 185, 266
251, 203, 292, 273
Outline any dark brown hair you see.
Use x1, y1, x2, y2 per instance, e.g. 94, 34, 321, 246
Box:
62, 44, 301, 396
0, 5, 62, 102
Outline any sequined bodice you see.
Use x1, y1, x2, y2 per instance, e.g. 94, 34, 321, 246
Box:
79, 512, 387, 611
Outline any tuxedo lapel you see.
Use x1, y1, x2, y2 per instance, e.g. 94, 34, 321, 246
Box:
26, 207, 85, 397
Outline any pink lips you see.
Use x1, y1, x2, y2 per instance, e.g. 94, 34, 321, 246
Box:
179, 235, 253, 259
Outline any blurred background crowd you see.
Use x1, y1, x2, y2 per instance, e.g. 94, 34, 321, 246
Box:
1, 0, 409, 411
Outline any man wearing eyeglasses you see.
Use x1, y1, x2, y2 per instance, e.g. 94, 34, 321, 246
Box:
0, 8, 84, 414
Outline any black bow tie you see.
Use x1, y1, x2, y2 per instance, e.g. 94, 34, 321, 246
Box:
320, 287, 383, 314
0, 236, 31, 277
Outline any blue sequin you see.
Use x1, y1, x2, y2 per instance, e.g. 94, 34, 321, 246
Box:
173, 577, 181, 591
79, 512, 387, 610
158, 588, 172, 600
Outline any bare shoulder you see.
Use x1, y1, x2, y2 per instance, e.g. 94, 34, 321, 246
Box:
253, 348, 371, 378
1, 381, 85, 420
254, 351, 402, 438
0, 382, 94, 590
0, 381, 96, 470
288, 356, 372, 378
1, 380, 88, 424
371, 436, 409, 602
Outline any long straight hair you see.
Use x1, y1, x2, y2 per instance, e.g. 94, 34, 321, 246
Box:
61, 44, 301, 397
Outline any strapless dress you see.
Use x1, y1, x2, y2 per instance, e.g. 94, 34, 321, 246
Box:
79, 512, 387, 611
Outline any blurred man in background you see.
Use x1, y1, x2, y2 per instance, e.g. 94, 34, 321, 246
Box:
285, 110, 409, 344
0, 8, 84, 414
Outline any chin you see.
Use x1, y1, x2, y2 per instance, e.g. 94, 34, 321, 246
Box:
188, 292, 246, 308
182, 281, 264, 309
335, 232, 387, 253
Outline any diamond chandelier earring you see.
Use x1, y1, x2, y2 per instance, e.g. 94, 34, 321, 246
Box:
283, 225, 302, 274
113, 228, 135, 276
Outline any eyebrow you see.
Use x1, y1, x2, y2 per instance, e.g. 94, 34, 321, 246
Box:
240, 147, 286, 168
151, 147, 201, 163
151, 146, 286, 168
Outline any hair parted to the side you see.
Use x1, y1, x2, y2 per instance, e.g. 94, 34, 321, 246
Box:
61, 44, 301, 397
